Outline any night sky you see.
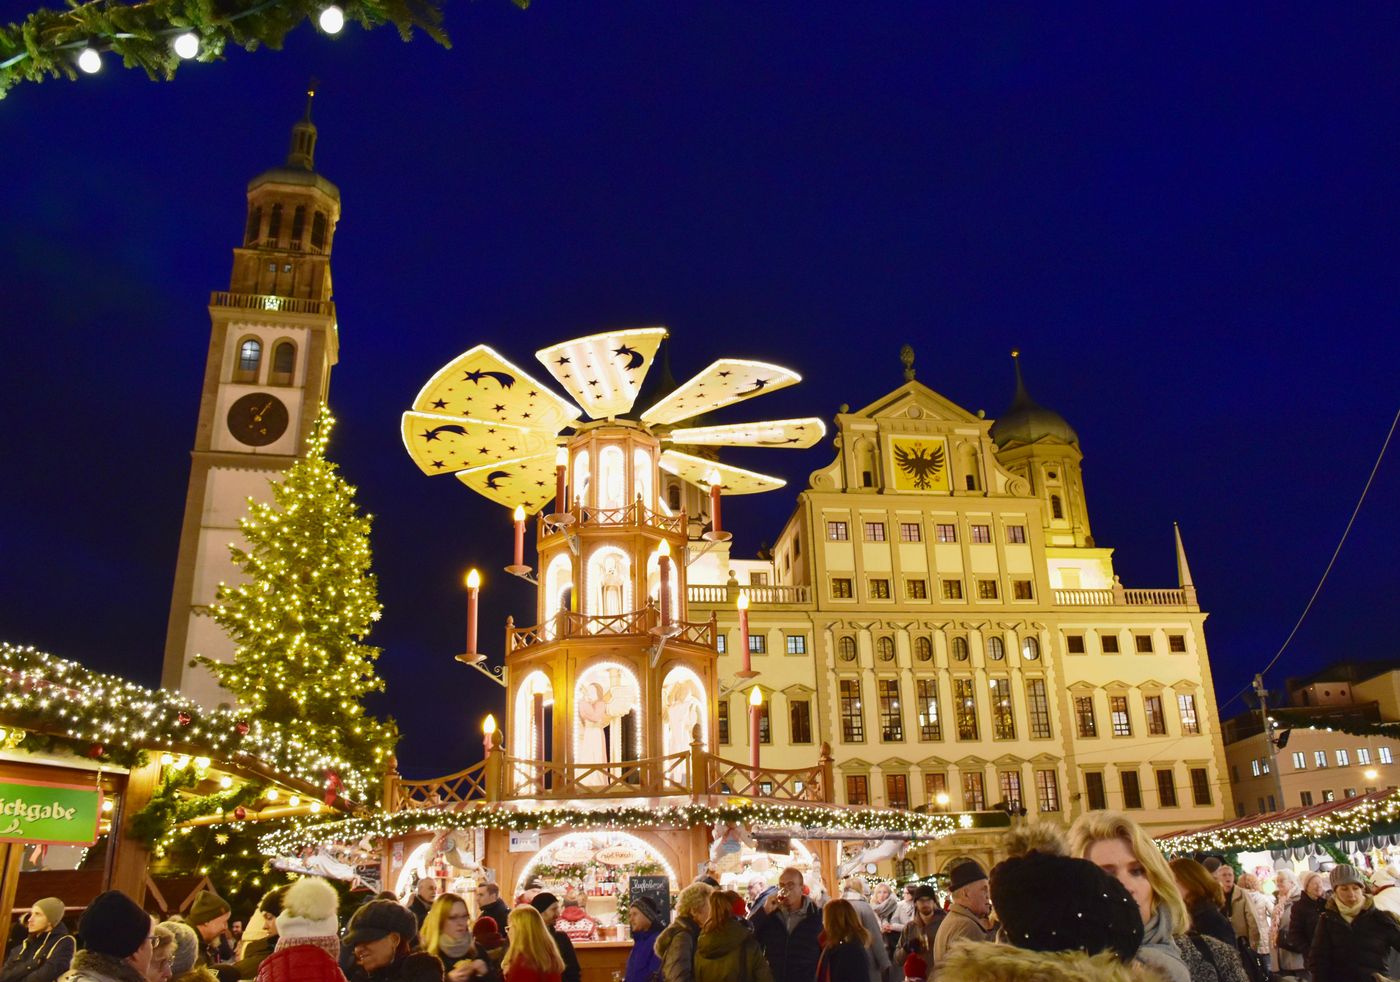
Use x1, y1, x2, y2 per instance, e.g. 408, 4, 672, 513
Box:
3, 5, 1397, 778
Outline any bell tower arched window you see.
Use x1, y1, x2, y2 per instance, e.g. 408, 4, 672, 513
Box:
291, 206, 306, 249
1051, 494, 1064, 520
234, 338, 262, 382
267, 204, 283, 244
244, 206, 262, 246
311, 212, 327, 252
270, 341, 296, 385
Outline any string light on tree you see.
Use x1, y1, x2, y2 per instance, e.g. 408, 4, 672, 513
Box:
316, 5, 344, 34
171, 32, 199, 59
76, 48, 100, 73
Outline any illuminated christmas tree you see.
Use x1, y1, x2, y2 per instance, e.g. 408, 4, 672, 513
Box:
201, 407, 394, 770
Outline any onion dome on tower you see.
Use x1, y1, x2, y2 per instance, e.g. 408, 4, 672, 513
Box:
989, 349, 1078, 447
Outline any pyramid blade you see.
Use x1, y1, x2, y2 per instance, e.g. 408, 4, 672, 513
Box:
456, 452, 557, 512
665, 416, 826, 449
535, 327, 667, 419
659, 449, 786, 496
640, 358, 800, 425
411, 344, 581, 434
401, 412, 551, 476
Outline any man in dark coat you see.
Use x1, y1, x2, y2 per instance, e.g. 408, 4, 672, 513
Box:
749, 867, 822, 982
0, 898, 73, 982
529, 894, 580, 982
1308, 864, 1400, 982
405, 880, 437, 929
473, 885, 510, 937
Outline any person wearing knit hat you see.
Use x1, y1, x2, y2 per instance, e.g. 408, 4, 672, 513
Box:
893, 883, 943, 980
252, 879, 345, 982
1308, 863, 1400, 982
149, 926, 176, 982
184, 893, 232, 970
933, 860, 994, 970
527, 893, 579, 982
157, 923, 201, 981
622, 898, 661, 982
1, 897, 74, 982
469, 917, 503, 956
65, 891, 154, 982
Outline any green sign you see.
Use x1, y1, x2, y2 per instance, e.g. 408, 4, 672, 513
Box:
0, 779, 102, 845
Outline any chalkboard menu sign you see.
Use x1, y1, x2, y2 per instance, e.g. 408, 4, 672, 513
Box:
628, 874, 671, 928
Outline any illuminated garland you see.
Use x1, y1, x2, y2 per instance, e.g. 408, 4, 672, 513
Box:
1157, 788, 1400, 856
127, 766, 267, 847
0, 641, 378, 802
259, 802, 990, 858
0, 0, 526, 99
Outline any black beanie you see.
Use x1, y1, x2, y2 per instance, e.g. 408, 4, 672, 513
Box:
529, 892, 559, 914
79, 890, 151, 958
989, 852, 1143, 963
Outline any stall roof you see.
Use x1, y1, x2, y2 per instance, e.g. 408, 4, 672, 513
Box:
1156, 788, 1400, 854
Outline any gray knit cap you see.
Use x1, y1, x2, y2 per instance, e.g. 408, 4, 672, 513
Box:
158, 920, 201, 976
1329, 864, 1367, 889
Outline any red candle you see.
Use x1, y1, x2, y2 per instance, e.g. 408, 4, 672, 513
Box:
749, 686, 762, 774
737, 591, 751, 673
554, 446, 568, 512
658, 541, 672, 626
512, 505, 525, 567
709, 478, 722, 534
465, 569, 480, 654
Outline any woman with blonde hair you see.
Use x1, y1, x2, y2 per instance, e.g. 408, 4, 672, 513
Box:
501, 907, 564, 982
1069, 811, 1192, 982
421, 894, 492, 982
815, 899, 869, 982
693, 893, 771, 982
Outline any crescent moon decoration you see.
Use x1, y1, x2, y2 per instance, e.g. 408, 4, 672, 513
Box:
404, 328, 812, 513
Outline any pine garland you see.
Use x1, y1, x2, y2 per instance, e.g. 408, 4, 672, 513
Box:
0, 0, 527, 99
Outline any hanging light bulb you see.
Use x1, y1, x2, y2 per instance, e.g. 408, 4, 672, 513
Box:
77, 48, 102, 74
318, 5, 345, 34
172, 32, 199, 59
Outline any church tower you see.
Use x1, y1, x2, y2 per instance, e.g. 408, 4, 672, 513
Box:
162, 92, 342, 706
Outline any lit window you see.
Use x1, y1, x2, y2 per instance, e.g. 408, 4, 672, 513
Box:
976, 579, 999, 600
785, 635, 806, 655
961, 771, 985, 810
846, 775, 869, 805
1177, 694, 1199, 735
237, 338, 262, 377
970, 524, 991, 543
1322, 789, 1335, 802
990, 678, 1015, 740
1007, 524, 1027, 543
1110, 696, 1132, 737
1036, 769, 1060, 811
1358, 748, 1372, 765
716, 634, 727, 654
1251, 759, 1261, 777
1382, 747, 1394, 764
878, 679, 903, 742
935, 523, 957, 543
954, 678, 979, 740
831, 578, 853, 599
1337, 749, 1350, 767
998, 770, 1023, 810
869, 579, 891, 599
1292, 751, 1305, 769
1315, 750, 1328, 769
1021, 637, 1040, 661
1026, 679, 1052, 738
899, 522, 921, 542
827, 521, 849, 540
864, 522, 886, 542
748, 634, 766, 654
987, 636, 1005, 660
916, 679, 942, 741
839, 679, 864, 742
941, 579, 964, 600
1144, 695, 1166, 735
1075, 696, 1097, 738
906, 579, 928, 599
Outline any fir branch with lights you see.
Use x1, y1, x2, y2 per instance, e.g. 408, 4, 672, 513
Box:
200, 407, 396, 779
0, 0, 527, 99
128, 765, 267, 847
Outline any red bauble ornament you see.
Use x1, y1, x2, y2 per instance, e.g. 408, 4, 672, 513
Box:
87, 743, 103, 758
233, 806, 247, 821
235, 720, 250, 736
176, 711, 192, 727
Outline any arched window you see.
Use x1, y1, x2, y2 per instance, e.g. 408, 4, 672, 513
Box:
270, 340, 296, 385
244, 206, 262, 246
838, 636, 857, 662
952, 636, 969, 661
1022, 637, 1040, 661
267, 204, 283, 243
311, 211, 327, 251
914, 637, 933, 661
512, 670, 554, 762
877, 637, 895, 662
667, 483, 682, 512
544, 553, 573, 638
235, 338, 261, 382
598, 446, 625, 509
661, 666, 708, 756
1051, 495, 1064, 520
291, 206, 306, 248
634, 448, 653, 511
988, 636, 1005, 661
586, 546, 630, 618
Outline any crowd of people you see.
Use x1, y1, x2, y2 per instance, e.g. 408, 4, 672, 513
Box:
5, 813, 1400, 982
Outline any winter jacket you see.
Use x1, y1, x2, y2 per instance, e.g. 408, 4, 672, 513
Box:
693, 921, 773, 982
58, 951, 150, 982
1221, 890, 1265, 955
408, 897, 434, 929
1308, 895, 1400, 982
838, 898, 889, 982
1285, 892, 1325, 956
930, 905, 993, 975
479, 903, 511, 937
655, 915, 702, 982
546, 931, 578, 982
1186, 901, 1235, 949
2, 926, 75, 982
1269, 894, 1304, 972
501, 964, 559, 982
255, 946, 347, 982
1175, 935, 1248, 982
814, 941, 865, 982
364, 952, 443, 982
893, 914, 944, 980
749, 901, 821, 982
623, 927, 660, 982
234, 938, 277, 980
938, 943, 1137, 982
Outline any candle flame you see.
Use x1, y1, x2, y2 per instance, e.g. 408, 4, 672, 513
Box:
513, 505, 526, 521
749, 685, 763, 706
466, 569, 481, 589
555, 446, 569, 466
658, 540, 671, 558
483, 714, 497, 736
736, 591, 749, 611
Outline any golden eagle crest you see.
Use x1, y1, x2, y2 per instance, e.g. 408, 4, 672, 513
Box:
893, 442, 946, 489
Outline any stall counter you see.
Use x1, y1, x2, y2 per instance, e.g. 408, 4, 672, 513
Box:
574, 939, 632, 982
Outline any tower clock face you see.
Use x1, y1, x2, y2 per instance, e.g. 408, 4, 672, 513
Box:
227, 393, 289, 447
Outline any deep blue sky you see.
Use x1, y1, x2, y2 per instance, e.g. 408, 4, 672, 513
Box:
2, 5, 1397, 777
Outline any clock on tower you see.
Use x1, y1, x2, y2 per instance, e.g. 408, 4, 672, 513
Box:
163, 90, 342, 707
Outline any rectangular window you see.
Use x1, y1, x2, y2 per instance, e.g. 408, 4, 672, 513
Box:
1292, 751, 1306, 769
1315, 750, 1329, 768
757, 699, 771, 744
716, 634, 727, 654
878, 679, 904, 742
1231, 764, 1240, 784
1383, 747, 1394, 764
962, 771, 986, 811
885, 774, 909, 809
748, 633, 767, 654
1007, 524, 1027, 543
869, 578, 891, 599
1168, 634, 1187, 653
846, 775, 869, 805
999, 769, 1024, 810
1025, 678, 1052, 739
1134, 634, 1154, 654
785, 635, 807, 655
1036, 769, 1061, 812
1323, 789, 1335, 802
1337, 749, 1350, 767
1177, 694, 1200, 735
935, 523, 957, 543
827, 521, 849, 540
1144, 695, 1166, 735
1190, 767, 1211, 806
906, 578, 928, 599
1261, 757, 1271, 774
990, 678, 1016, 740
970, 524, 991, 543
1066, 634, 1086, 654
1345, 787, 1357, 799
941, 579, 964, 600
1251, 759, 1261, 777
899, 522, 922, 542
718, 698, 729, 744
789, 700, 812, 744
916, 679, 942, 741
1075, 695, 1098, 738
1157, 769, 1178, 807
1358, 748, 1372, 765
1101, 634, 1121, 654
839, 679, 865, 742
977, 579, 999, 600
1122, 770, 1143, 809
954, 678, 979, 740
831, 577, 853, 599
1111, 695, 1132, 737
1084, 771, 1107, 810
864, 521, 887, 542
1013, 579, 1034, 600
1300, 790, 1314, 806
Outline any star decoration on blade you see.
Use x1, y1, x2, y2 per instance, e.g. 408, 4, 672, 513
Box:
402, 328, 825, 512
